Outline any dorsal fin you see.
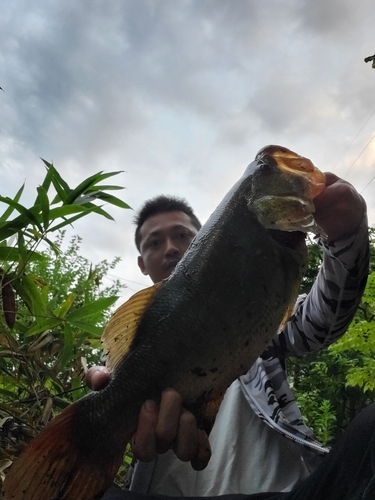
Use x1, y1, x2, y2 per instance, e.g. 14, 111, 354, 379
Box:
101, 283, 162, 371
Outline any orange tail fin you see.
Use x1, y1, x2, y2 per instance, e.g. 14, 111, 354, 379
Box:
3, 402, 133, 500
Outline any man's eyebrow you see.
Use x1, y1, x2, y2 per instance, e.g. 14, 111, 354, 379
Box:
170, 224, 193, 232
142, 225, 193, 243
142, 230, 162, 244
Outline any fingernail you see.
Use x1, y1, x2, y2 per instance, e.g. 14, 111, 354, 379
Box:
144, 400, 156, 412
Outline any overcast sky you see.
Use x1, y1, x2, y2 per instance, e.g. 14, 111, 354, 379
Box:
1, 0, 375, 302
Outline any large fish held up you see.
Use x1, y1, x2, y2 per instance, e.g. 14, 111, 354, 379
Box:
3, 146, 326, 500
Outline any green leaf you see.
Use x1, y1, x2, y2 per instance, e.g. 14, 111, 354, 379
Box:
39, 161, 55, 193
0, 196, 43, 232
36, 186, 50, 231
24, 317, 63, 337
48, 205, 89, 219
66, 296, 118, 322
63, 171, 124, 205
88, 192, 131, 209
66, 320, 104, 337
41, 159, 71, 201
13, 274, 49, 321
17, 231, 28, 270
41, 236, 60, 255
63, 172, 106, 205
0, 183, 25, 223
54, 293, 76, 319
48, 205, 115, 232
47, 209, 95, 232
86, 185, 124, 192
0, 246, 42, 262
59, 322, 74, 369
88, 171, 124, 184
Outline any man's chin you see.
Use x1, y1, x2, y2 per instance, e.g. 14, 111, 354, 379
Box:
151, 268, 175, 283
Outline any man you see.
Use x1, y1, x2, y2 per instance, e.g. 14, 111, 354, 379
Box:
89, 172, 370, 499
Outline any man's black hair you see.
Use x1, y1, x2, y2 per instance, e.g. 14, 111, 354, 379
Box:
134, 195, 202, 251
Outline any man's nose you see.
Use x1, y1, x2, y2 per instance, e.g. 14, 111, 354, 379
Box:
164, 238, 179, 256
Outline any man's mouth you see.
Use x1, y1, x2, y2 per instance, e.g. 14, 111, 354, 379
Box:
163, 258, 180, 272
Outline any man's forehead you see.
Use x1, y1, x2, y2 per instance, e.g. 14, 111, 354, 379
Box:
139, 211, 196, 239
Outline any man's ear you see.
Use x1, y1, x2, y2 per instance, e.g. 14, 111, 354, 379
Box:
138, 255, 148, 275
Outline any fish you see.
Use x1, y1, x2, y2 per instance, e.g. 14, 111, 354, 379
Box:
3, 145, 326, 500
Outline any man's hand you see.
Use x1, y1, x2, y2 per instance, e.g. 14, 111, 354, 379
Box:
85, 367, 211, 471
313, 173, 366, 243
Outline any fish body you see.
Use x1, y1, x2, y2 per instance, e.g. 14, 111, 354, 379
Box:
3, 145, 325, 500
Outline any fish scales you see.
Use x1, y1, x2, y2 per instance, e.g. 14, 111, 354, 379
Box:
3, 145, 325, 500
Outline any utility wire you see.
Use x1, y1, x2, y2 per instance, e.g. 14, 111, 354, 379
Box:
361, 171, 375, 195
332, 109, 375, 172
342, 131, 375, 180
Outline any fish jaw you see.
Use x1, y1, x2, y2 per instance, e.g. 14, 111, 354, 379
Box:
252, 145, 326, 234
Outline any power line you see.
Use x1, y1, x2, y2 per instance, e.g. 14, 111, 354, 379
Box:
106, 273, 147, 287
342, 131, 375, 180
332, 109, 375, 172
360, 171, 375, 195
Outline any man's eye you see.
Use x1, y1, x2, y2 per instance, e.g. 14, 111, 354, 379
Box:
178, 232, 190, 239
149, 240, 159, 247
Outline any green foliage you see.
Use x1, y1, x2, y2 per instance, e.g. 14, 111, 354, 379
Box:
0, 162, 130, 473
288, 228, 375, 446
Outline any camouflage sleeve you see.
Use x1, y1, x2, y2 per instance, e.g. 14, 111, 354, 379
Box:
273, 215, 370, 357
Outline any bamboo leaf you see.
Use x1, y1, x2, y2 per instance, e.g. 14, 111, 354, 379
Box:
86, 185, 124, 192
91, 192, 131, 210
63, 172, 106, 205
48, 210, 95, 232
79, 203, 115, 220
48, 205, 88, 219
53, 293, 76, 319
12, 274, 49, 321
63, 171, 124, 205
0, 246, 43, 262
0, 196, 43, 231
24, 317, 63, 337
0, 214, 39, 241
88, 171, 124, 183
66, 296, 118, 321
41, 159, 71, 196
17, 231, 28, 270
59, 322, 74, 369
36, 186, 50, 231
48, 205, 114, 232
40, 236, 60, 256
39, 161, 55, 192
66, 320, 103, 337
0, 184, 25, 223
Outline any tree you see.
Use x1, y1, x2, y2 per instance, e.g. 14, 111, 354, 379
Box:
0, 161, 130, 481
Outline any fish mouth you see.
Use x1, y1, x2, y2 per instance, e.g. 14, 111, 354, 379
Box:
256, 145, 326, 200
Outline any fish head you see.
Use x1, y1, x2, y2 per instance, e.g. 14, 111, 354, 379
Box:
248, 145, 326, 235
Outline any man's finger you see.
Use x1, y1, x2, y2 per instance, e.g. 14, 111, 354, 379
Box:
131, 400, 159, 462
191, 429, 211, 471
155, 388, 183, 453
173, 409, 199, 462
84, 366, 110, 391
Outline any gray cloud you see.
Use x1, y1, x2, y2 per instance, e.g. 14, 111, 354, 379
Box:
1, 0, 375, 301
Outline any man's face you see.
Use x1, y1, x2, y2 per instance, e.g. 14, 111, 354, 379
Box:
137, 211, 199, 283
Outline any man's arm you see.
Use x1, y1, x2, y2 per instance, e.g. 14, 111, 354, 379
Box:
274, 172, 369, 357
